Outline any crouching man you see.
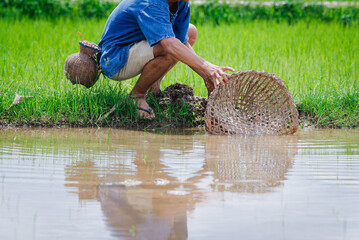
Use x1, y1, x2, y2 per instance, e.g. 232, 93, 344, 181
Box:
98, 0, 234, 119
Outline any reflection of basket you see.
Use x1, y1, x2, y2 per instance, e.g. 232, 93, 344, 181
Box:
64, 41, 101, 88
205, 71, 299, 135
205, 135, 298, 193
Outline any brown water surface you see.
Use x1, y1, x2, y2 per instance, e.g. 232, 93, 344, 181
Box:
0, 128, 358, 239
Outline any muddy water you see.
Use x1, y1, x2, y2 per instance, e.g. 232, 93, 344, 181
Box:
0, 128, 358, 240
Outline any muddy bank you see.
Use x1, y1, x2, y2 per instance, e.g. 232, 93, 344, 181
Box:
0, 84, 208, 131
0, 83, 349, 131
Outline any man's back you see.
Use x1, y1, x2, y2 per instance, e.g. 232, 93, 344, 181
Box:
98, 0, 190, 78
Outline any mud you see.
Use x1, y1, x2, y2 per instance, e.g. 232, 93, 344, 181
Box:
160, 83, 207, 125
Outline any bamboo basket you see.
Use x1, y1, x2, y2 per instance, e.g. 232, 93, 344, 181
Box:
64, 40, 101, 88
204, 70, 299, 135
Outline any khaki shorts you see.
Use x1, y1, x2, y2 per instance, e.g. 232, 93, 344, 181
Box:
111, 40, 154, 81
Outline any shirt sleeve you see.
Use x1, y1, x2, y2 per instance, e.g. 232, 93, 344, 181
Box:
173, 3, 190, 44
137, 4, 176, 47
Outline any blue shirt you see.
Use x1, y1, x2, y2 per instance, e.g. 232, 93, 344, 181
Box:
98, 0, 191, 78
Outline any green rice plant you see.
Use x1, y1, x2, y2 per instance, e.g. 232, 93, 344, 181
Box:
0, 18, 358, 128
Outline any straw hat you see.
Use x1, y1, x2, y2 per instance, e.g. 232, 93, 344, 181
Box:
204, 70, 299, 135
64, 41, 101, 88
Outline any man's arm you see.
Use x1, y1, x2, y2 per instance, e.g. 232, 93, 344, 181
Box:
160, 37, 234, 91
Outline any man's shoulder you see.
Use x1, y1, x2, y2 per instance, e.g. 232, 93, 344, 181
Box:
111, 0, 168, 19
179, 0, 190, 8
178, 1, 190, 12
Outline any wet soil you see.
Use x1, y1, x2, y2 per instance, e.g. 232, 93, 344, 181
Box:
161, 83, 208, 124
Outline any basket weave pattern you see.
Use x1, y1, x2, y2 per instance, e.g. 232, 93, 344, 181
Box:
204, 70, 299, 135
64, 41, 101, 88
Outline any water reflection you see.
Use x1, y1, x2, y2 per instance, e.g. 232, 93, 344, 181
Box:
99, 186, 190, 239
58, 129, 298, 239
204, 135, 297, 193
1, 128, 359, 239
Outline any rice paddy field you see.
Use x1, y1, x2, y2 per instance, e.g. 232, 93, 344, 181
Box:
0, 15, 358, 128
1, 4, 359, 238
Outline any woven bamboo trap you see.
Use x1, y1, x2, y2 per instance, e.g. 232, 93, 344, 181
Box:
204, 70, 299, 135
64, 40, 101, 88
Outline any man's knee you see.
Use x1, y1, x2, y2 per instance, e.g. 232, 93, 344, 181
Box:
188, 24, 197, 46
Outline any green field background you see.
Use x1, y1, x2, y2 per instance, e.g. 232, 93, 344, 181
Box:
0, 2, 358, 128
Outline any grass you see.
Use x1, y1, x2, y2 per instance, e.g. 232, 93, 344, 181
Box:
0, 18, 358, 128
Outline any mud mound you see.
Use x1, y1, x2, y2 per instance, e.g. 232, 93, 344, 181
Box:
159, 83, 207, 124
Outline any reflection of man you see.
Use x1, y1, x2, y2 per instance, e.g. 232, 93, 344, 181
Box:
97, 134, 206, 240
64, 130, 207, 239
98, 0, 234, 119
63, 130, 297, 238
100, 186, 189, 240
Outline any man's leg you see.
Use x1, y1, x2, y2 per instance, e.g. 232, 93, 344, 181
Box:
129, 54, 177, 119
148, 24, 198, 95
130, 24, 198, 119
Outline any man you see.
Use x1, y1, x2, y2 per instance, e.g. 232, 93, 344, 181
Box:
98, 0, 234, 119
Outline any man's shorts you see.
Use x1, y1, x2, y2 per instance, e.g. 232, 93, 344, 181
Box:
110, 40, 154, 81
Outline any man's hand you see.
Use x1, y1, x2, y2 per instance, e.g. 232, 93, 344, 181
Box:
197, 62, 235, 94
